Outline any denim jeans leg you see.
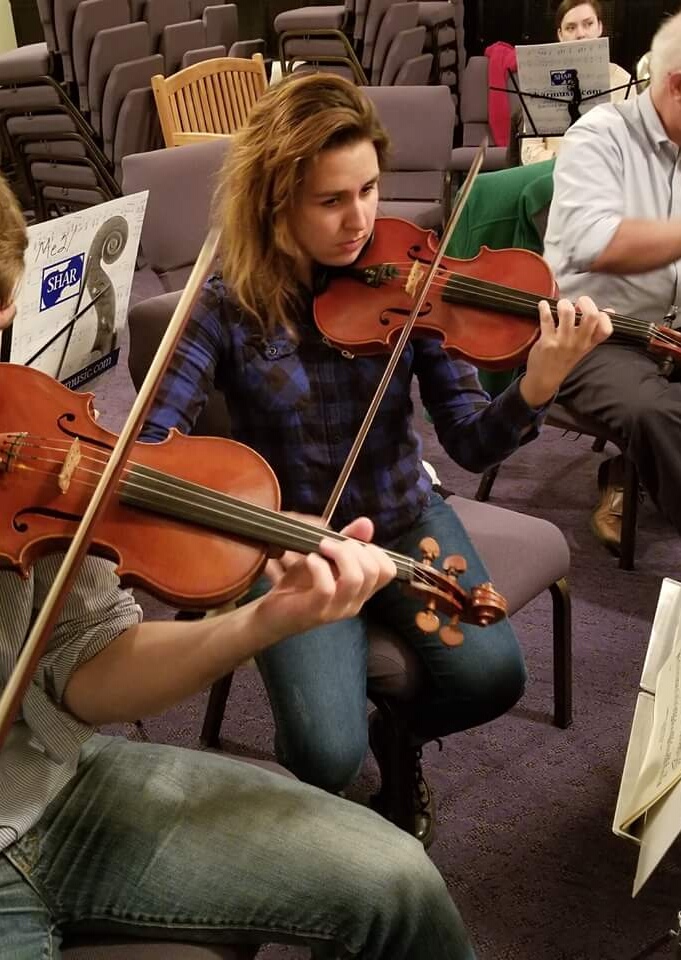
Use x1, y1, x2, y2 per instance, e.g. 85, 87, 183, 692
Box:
0, 854, 53, 960
1, 734, 477, 960
254, 601, 370, 792
369, 492, 527, 741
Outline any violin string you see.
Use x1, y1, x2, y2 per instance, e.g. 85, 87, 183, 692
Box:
377, 264, 679, 345
384, 264, 654, 335
393, 266, 681, 349
1, 441, 461, 591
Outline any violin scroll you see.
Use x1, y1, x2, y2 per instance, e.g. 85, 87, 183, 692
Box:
409, 536, 507, 647
647, 325, 681, 365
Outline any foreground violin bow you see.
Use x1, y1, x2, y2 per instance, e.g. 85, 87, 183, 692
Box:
0, 227, 221, 751
322, 139, 488, 524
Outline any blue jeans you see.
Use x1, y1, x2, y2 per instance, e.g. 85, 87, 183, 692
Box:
0, 734, 475, 959
255, 493, 527, 792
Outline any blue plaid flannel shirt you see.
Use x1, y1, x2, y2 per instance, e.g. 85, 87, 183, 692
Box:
141, 275, 547, 544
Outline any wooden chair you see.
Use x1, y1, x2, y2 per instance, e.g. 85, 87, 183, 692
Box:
151, 54, 267, 147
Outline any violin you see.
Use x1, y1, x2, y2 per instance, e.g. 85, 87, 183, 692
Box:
315, 218, 681, 369
0, 363, 507, 646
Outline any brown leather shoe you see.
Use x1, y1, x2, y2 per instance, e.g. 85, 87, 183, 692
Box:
591, 458, 624, 555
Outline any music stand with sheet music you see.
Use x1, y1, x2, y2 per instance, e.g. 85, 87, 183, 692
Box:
5, 192, 147, 391
512, 36, 621, 143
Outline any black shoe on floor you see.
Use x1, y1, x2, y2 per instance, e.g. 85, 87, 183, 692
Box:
368, 710, 436, 849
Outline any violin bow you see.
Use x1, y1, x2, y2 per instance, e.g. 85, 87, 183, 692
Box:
0, 226, 221, 752
321, 138, 488, 525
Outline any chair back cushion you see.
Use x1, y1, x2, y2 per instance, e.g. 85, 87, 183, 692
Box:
447, 495, 569, 614
121, 137, 230, 285
365, 84, 455, 171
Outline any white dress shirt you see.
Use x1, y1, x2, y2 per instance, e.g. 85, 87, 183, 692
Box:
543, 88, 681, 325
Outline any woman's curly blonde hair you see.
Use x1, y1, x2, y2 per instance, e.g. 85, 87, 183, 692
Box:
214, 72, 390, 338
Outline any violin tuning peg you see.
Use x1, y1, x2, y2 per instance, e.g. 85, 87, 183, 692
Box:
443, 554, 467, 577
439, 622, 464, 647
415, 608, 440, 634
418, 536, 440, 564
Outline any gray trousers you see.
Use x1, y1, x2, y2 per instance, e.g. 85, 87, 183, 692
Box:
557, 342, 681, 534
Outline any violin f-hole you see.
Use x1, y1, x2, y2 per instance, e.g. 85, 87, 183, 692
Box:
56, 413, 114, 453
407, 243, 432, 266
13, 505, 84, 533
380, 302, 433, 326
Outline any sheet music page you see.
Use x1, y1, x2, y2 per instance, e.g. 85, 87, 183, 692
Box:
620, 631, 681, 830
11, 192, 148, 389
632, 776, 681, 896
516, 37, 611, 134
613, 691, 653, 843
614, 688, 681, 896
640, 578, 681, 693
613, 579, 681, 893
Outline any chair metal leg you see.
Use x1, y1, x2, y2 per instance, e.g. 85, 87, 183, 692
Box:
367, 696, 418, 834
549, 577, 572, 728
200, 673, 235, 748
475, 463, 500, 502
619, 457, 639, 571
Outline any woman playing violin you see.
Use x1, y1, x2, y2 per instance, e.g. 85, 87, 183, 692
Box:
0, 167, 485, 957
142, 73, 612, 844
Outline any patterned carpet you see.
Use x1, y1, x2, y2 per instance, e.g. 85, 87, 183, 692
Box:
95, 293, 681, 960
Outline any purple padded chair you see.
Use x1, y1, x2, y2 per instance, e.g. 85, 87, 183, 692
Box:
53, 0, 83, 84
364, 83, 455, 228
100, 54, 164, 162
143, 0, 192, 51
182, 44, 227, 68
88, 22, 152, 135
72, 0, 131, 113
203, 4, 239, 50
121, 138, 229, 296
380, 27, 428, 84
159, 19, 206, 74
274, 0, 367, 84
369, 4, 422, 84
450, 56, 516, 177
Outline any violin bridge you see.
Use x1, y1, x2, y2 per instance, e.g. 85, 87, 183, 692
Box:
58, 438, 81, 494
405, 261, 425, 297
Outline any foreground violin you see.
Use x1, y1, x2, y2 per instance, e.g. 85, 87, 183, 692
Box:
0, 364, 507, 646
315, 218, 681, 370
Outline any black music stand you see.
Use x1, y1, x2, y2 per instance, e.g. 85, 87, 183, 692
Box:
503, 38, 636, 148
509, 70, 638, 144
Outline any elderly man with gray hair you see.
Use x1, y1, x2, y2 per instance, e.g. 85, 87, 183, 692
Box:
543, 8, 681, 554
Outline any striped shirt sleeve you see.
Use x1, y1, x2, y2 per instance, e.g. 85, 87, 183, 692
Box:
0, 557, 142, 850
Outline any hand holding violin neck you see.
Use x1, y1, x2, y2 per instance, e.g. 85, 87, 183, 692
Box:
520, 296, 613, 408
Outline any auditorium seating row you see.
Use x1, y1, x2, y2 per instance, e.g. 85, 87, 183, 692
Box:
0, 1, 492, 222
